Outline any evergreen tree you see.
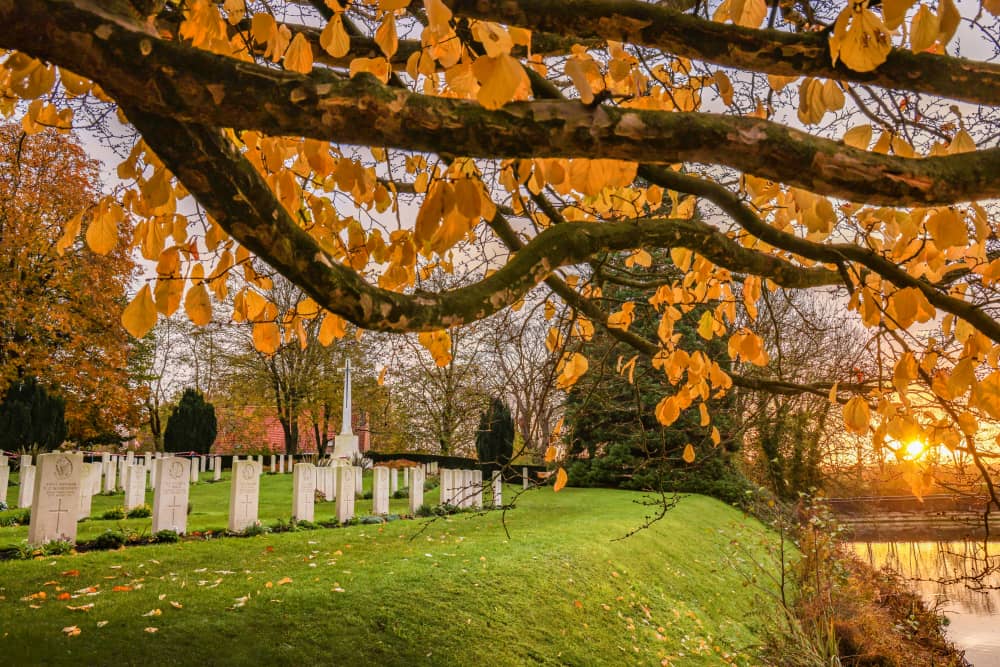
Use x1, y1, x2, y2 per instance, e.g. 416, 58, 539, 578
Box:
0, 376, 67, 453
475, 397, 515, 467
563, 251, 749, 503
163, 388, 217, 454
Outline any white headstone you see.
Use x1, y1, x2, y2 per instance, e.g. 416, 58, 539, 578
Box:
21, 454, 32, 467
228, 460, 261, 532
28, 452, 83, 545
354, 465, 363, 495
257, 455, 264, 472
0, 455, 8, 507
17, 464, 35, 508
522, 466, 530, 490
125, 451, 134, 466
439, 469, 453, 506
152, 457, 190, 534
492, 470, 503, 507
269, 455, 276, 474
213, 456, 222, 481
118, 457, 127, 492
89, 461, 102, 496
409, 466, 425, 514
321, 467, 335, 502
335, 465, 356, 523
190, 458, 199, 483
78, 463, 95, 520
149, 455, 158, 489
124, 465, 146, 510
292, 463, 316, 522
278, 454, 285, 474
372, 466, 390, 515
402, 467, 409, 488
103, 459, 116, 494
471, 469, 483, 509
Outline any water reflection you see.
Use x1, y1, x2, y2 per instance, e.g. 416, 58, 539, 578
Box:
849, 540, 1000, 666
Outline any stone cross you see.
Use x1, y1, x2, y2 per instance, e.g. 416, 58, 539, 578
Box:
27, 452, 83, 545
152, 457, 191, 534
228, 460, 260, 532
292, 463, 316, 522
372, 466, 390, 515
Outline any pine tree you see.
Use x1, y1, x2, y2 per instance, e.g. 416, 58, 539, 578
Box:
163, 388, 217, 454
0, 376, 67, 453
475, 397, 515, 467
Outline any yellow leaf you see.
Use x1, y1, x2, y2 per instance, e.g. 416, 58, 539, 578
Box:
419, 330, 453, 367
655, 395, 680, 426
828, 381, 839, 404
910, 5, 940, 52
556, 352, 588, 389
318, 312, 347, 345
253, 321, 281, 355
699, 403, 710, 426
842, 396, 871, 435
85, 201, 121, 255
276, 577, 293, 586
697, 310, 715, 340
57, 210, 84, 256
374, 15, 398, 58
122, 285, 158, 339
284, 32, 314, 73
553, 467, 568, 492
62, 625, 81, 637
925, 208, 968, 249
319, 16, 351, 58
843, 124, 873, 150
544, 445, 557, 463
473, 53, 527, 110
144, 627, 158, 634
881, 0, 916, 29
682, 444, 696, 464
829, 3, 893, 73
937, 0, 960, 45
185, 282, 213, 326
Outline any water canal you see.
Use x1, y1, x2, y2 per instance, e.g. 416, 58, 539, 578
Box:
848, 540, 1000, 665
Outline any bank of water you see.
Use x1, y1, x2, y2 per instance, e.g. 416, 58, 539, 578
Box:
849, 540, 1000, 666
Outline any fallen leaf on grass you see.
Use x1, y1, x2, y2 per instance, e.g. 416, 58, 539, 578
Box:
276, 577, 292, 586
66, 604, 94, 612
141, 609, 162, 617
158, 594, 166, 601
21, 591, 46, 601
96, 621, 109, 628
144, 627, 158, 634
169, 601, 183, 609
61, 570, 79, 577
43, 580, 58, 586
62, 626, 81, 637
112, 585, 132, 592
57, 593, 71, 601
265, 581, 273, 589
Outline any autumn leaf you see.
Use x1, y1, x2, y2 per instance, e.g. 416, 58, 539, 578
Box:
276, 577, 293, 586
185, 282, 213, 326
122, 285, 158, 338
843, 396, 871, 435
284, 33, 314, 74
85, 201, 121, 255
252, 321, 281, 355
556, 352, 588, 389
144, 627, 159, 634
553, 467, 568, 492
57, 592, 71, 601
829, 2, 893, 72
62, 626, 81, 637
473, 53, 528, 110
544, 445, 557, 462
319, 16, 350, 58
418, 330, 453, 367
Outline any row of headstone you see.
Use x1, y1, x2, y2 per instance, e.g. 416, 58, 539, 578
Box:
439, 469, 485, 508
20, 454, 464, 546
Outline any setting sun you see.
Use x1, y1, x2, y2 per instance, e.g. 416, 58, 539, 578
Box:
902, 440, 927, 461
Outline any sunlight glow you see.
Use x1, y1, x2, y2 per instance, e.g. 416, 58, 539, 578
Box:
902, 440, 926, 461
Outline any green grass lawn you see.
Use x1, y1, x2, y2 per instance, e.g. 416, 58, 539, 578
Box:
0, 474, 787, 666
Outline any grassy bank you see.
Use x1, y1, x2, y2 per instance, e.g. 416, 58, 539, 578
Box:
0, 481, 784, 666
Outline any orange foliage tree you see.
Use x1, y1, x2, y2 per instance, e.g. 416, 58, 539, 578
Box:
0, 1, 998, 500
0, 124, 140, 444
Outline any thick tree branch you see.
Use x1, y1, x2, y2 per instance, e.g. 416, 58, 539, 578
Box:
123, 107, 837, 333
2, 1, 1000, 206
638, 165, 1000, 344
443, 0, 1000, 106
